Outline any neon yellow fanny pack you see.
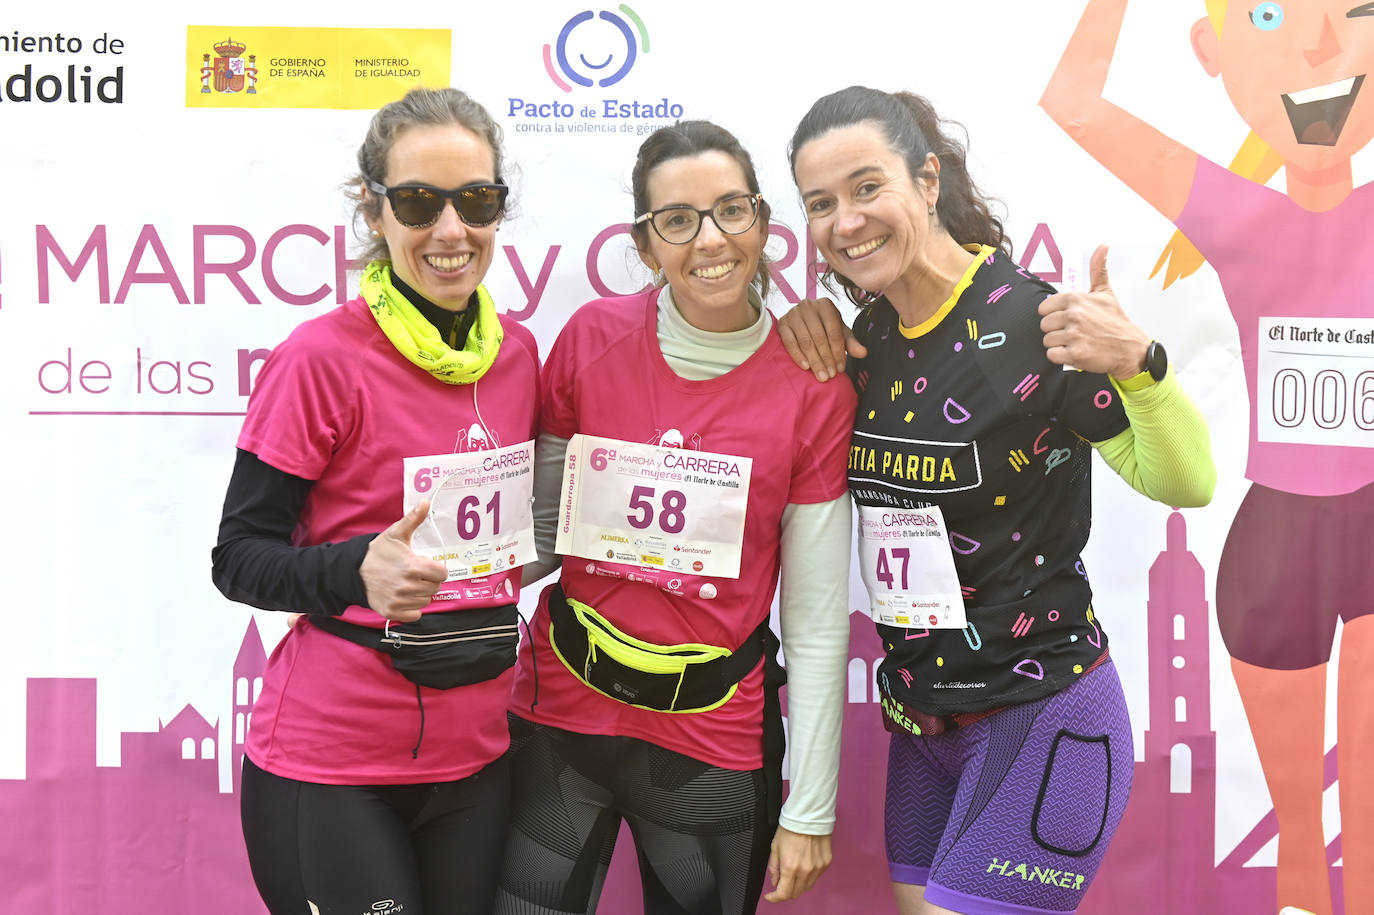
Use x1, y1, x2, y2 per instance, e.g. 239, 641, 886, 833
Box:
546, 583, 769, 713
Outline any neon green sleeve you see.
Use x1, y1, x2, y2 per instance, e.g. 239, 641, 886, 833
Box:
1089, 368, 1216, 507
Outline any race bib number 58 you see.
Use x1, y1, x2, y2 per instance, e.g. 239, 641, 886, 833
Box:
557, 434, 752, 579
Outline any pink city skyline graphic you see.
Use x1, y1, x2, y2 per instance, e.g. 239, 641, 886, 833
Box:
0, 513, 1346, 912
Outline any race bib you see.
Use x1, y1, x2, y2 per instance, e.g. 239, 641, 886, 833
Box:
1257, 317, 1374, 449
403, 441, 536, 582
858, 505, 967, 629
557, 434, 751, 579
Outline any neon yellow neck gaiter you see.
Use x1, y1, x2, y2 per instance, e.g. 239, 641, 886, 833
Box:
360, 260, 503, 385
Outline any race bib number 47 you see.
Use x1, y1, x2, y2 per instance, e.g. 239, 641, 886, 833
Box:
403, 441, 536, 581
858, 505, 967, 629
557, 434, 752, 579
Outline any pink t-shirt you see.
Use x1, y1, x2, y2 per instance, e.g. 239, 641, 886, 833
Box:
508, 289, 855, 770
1177, 157, 1374, 495
238, 295, 539, 784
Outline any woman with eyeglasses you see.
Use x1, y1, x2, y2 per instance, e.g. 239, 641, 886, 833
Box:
493, 121, 856, 914
775, 86, 1215, 915
211, 87, 539, 915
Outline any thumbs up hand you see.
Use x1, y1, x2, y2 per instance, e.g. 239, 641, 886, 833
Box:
1037, 245, 1151, 381
360, 500, 450, 622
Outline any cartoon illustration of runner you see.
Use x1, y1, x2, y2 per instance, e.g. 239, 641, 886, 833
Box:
1043, 3, 1374, 914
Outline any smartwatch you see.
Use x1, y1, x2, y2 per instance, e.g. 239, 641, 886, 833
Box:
1145, 340, 1168, 382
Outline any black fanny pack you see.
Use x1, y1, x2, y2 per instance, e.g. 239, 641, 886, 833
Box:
311, 604, 519, 690
546, 582, 771, 713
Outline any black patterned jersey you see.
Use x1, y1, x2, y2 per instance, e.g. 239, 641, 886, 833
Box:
848, 247, 1129, 726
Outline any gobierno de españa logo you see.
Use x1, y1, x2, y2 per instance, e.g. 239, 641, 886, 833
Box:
544, 5, 646, 91
510, 4, 682, 133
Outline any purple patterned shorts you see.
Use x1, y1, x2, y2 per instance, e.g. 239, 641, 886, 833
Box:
885, 662, 1133, 915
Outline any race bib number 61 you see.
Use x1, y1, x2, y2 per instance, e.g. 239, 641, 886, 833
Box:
557, 434, 752, 579
403, 441, 536, 581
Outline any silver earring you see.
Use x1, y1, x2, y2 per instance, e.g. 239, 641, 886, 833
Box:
654, 268, 667, 285
928, 206, 935, 216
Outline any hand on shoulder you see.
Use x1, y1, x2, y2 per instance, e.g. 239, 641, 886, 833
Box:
778, 297, 868, 382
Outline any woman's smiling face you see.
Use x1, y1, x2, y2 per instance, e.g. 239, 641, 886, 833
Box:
793, 122, 940, 300
367, 123, 500, 311
637, 150, 768, 332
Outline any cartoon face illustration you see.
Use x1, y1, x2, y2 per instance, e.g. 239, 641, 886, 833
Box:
658, 428, 684, 448
1202, 1, 1374, 168
549, 9, 641, 89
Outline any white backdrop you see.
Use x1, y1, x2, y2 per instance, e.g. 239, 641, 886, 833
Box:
2, 1, 1361, 911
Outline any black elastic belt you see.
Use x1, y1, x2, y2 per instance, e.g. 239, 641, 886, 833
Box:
309, 604, 519, 692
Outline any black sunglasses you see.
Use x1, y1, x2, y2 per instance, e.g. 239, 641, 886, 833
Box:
368, 180, 509, 229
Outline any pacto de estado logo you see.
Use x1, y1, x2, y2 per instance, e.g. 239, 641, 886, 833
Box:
511, 5, 681, 133
196, 37, 260, 95
543, 6, 647, 91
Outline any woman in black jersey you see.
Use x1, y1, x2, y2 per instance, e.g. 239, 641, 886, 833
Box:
777, 86, 1215, 915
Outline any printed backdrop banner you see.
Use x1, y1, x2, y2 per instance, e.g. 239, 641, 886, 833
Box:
1, 1, 1365, 912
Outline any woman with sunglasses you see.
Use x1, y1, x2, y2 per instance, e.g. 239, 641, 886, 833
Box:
775, 86, 1215, 915
494, 121, 856, 914
211, 86, 539, 915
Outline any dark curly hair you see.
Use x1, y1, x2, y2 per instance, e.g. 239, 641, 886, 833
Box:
787, 85, 1008, 307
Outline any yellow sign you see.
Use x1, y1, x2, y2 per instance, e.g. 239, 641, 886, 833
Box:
186, 26, 450, 109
